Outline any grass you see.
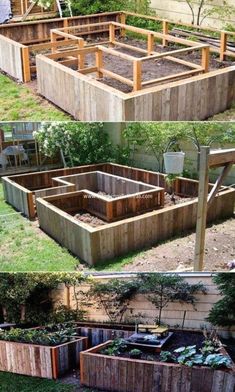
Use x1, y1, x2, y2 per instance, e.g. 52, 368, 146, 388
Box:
209, 102, 235, 121
0, 183, 79, 271
0, 372, 75, 392
0, 73, 71, 121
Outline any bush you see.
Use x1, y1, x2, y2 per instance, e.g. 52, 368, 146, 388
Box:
70, 0, 153, 16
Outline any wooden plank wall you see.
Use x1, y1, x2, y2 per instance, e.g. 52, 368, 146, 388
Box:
89, 189, 235, 265
76, 326, 133, 347
80, 347, 235, 392
36, 54, 235, 121
0, 12, 120, 42
36, 187, 235, 265
36, 55, 125, 121
0, 340, 53, 378
0, 338, 87, 379
123, 67, 235, 121
0, 35, 24, 81
2, 176, 31, 217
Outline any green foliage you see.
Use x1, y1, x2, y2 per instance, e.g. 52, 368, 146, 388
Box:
0, 372, 75, 392
138, 274, 207, 325
122, 122, 235, 173
129, 348, 142, 358
204, 353, 232, 369
0, 272, 87, 325
207, 273, 235, 327
88, 279, 140, 323
69, 0, 153, 16
102, 338, 127, 356
34, 122, 131, 167
160, 351, 174, 362
0, 325, 78, 346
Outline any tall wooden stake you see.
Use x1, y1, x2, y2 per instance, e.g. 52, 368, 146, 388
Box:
194, 146, 210, 271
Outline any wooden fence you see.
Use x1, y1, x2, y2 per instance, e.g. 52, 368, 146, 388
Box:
0, 337, 87, 379
80, 341, 235, 392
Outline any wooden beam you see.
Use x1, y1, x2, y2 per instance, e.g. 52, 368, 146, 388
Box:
147, 33, 155, 55
120, 13, 126, 37
109, 23, 116, 46
208, 149, 235, 167
96, 49, 103, 78
208, 163, 233, 206
162, 20, 169, 47
220, 31, 227, 61
21, 46, 31, 82
201, 46, 210, 72
194, 146, 210, 271
100, 69, 133, 86
133, 60, 142, 91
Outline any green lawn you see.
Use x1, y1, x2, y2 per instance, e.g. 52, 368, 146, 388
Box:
0, 73, 71, 121
0, 183, 79, 271
0, 372, 75, 392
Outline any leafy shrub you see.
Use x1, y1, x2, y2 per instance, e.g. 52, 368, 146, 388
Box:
102, 338, 127, 356
70, 0, 153, 16
129, 348, 142, 358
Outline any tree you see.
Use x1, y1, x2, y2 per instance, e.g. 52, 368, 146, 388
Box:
184, 0, 235, 26
0, 272, 87, 324
207, 273, 235, 327
88, 279, 140, 323
139, 273, 207, 325
123, 122, 187, 172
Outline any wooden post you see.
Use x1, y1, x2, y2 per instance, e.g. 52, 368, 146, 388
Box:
147, 33, 154, 55
50, 30, 56, 54
21, 46, 31, 82
96, 48, 103, 78
201, 46, 210, 73
63, 18, 68, 29
78, 39, 85, 70
220, 31, 227, 62
109, 23, 116, 46
162, 20, 169, 47
120, 13, 126, 37
194, 146, 210, 271
133, 60, 142, 91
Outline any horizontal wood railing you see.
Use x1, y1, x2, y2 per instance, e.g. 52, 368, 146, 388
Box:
48, 21, 210, 92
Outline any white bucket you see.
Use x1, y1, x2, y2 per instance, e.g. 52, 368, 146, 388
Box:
163, 152, 185, 174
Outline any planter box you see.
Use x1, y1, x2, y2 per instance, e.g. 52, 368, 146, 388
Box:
0, 337, 88, 379
80, 341, 235, 392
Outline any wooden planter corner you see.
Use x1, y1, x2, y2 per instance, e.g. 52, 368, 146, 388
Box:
0, 336, 88, 379
80, 341, 235, 392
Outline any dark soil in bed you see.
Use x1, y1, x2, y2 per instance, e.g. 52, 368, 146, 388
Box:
99, 330, 205, 362
73, 193, 195, 227
84, 36, 232, 93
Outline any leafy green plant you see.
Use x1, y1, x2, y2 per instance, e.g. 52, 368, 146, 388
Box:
160, 351, 175, 363
184, 0, 235, 26
204, 354, 232, 369
0, 326, 78, 347
102, 338, 127, 356
174, 345, 197, 365
129, 348, 142, 358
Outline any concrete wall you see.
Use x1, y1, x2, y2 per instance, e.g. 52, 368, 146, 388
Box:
151, 0, 235, 29
52, 274, 235, 336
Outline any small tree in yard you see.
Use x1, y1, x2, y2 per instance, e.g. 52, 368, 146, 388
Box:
207, 273, 235, 328
88, 279, 140, 323
139, 273, 207, 325
184, 0, 235, 26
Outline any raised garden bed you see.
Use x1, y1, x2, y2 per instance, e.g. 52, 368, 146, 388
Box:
0, 334, 87, 379
3, 163, 235, 265
80, 333, 235, 392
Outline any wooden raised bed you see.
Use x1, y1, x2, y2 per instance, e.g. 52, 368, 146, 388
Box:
80, 340, 235, 392
0, 336, 88, 379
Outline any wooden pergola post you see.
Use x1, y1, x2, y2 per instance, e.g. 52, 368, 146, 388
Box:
194, 146, 210, 271
194, 147, 235, 271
